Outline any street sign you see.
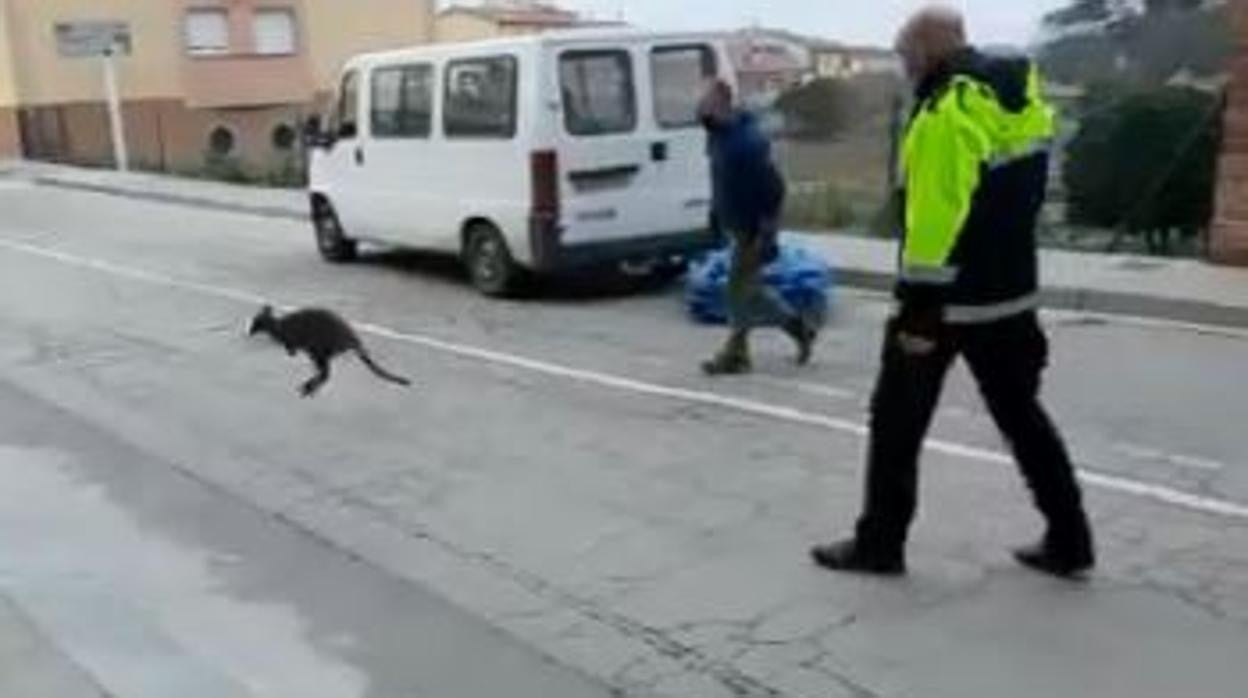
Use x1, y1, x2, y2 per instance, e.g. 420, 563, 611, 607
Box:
54, 21, 132, 58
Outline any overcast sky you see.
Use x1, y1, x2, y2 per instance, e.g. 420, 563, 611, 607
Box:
550, 0, 1071, 47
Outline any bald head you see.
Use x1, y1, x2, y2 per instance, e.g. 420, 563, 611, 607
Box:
895, 5, 968, 84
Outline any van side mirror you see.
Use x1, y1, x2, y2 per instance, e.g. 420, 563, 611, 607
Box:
338, 121, 358, 140
303, 115, 330, 149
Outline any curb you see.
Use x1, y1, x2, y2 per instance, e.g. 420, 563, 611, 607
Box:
837, 266, 1248, 331
33, 176, 307, 222
32, 174, 1248, 331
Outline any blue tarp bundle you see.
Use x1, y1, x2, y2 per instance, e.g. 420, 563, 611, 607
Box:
685, 237, 835, 326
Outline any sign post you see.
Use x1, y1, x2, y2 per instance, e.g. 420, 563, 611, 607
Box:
54, 21, 132, 172
102, 44, 128, 172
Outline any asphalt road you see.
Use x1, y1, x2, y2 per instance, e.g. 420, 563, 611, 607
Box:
0, 177, 1245, 697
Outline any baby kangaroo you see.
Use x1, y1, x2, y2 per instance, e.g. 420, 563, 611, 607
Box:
248, 305, 411, 397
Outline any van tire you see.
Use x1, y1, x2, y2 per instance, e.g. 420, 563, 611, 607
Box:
313, 199, 358, 263
651, 259, 689, 286
463, 223, 522, 297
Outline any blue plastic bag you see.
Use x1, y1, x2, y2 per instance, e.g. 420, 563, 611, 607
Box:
685, 236, 835, 326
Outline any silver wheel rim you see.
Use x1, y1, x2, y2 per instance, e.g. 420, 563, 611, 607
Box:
316, 214, 339, 252
474, 236, 503, 286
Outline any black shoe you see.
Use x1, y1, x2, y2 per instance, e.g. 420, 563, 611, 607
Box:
1014, 540, 1095, 580
810, 539, 906, 577
701, 353, 751, 376
785, 319, 818, 366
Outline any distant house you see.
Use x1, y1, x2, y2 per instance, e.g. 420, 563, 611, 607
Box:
726, 28, 812, 105
809, 42, 903, 80
435, 1, 622, 43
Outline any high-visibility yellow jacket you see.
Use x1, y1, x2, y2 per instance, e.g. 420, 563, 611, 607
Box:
897, 49, 1056, 324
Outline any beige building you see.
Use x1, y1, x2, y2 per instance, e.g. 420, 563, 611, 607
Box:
0, 0, 433, 175
435, 1, 619, 44
0, 3, 19, 157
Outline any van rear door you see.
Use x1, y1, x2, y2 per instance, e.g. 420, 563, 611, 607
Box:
642, 42, 722, 237
552, 40, 721, 248
552, 46, 652, 246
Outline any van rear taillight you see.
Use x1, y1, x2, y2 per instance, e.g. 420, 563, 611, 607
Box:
530, 150, 560, 218
529, 150, 561, 269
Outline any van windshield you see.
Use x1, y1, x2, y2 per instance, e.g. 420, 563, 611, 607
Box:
559, 50, 637, 137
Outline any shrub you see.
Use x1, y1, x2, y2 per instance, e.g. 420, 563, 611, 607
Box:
1062, 86, 1221, 253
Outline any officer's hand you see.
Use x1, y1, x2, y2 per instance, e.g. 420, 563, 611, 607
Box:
896, 331, 938, 356
894, 302, 943, 356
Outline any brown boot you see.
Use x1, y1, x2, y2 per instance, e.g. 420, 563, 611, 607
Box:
702, 332, 751, 376
702, 353, 751, 376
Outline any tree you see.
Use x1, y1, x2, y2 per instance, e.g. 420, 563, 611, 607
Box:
1063, 87, 1223, 254
1038, 0, 1232, 86
1042, 0, 1113, 30
1143, 0, 1204, 14
773, 78, 851, 141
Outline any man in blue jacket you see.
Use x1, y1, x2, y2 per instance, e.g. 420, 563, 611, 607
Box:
698, 80, 816, 376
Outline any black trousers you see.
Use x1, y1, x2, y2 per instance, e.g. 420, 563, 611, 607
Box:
855, 311, 1092, 556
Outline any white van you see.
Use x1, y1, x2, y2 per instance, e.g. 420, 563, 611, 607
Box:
305, 30, 734, 296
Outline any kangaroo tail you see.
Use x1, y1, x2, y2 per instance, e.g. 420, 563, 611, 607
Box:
355, 347, 412, 387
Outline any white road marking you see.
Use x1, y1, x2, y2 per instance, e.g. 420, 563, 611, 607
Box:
750, 375, 859, 401
1169, 454, 1226, 472
1112, 442, 1226, 472
0, 235, 1246, 522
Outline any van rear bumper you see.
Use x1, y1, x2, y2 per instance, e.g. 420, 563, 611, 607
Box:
528, 224, 718, 272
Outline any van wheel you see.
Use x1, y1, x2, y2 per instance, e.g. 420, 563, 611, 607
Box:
651, 259, 689, 286
313, 200, 358, 263
464, 223, 521, 297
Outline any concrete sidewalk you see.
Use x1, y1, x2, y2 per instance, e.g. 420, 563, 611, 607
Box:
7, 159, 1248, 329
0, 595, 106, 698
4, 160, 306, 222
800, 233, 1248, 329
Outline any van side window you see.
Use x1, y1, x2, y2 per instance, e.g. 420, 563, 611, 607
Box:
444, 56, 517, 139
372, 64, 434, 139
559, 50, 636, 136
336, 70, 360, 139
651, 45, 717, 129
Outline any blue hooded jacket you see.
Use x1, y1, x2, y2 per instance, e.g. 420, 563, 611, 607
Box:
706, 111, 787, 234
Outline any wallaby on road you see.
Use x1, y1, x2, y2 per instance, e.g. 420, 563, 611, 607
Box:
248, 305, 411, 398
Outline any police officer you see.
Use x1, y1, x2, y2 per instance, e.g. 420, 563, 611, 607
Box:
698, 80, 817, 376
810, 6, 1096, 579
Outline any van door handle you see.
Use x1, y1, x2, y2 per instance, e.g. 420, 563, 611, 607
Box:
568, 164, 640, 186
354, 146, 365, 166
651, 142, 668, 162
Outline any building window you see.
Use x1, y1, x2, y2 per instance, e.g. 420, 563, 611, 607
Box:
651, 45, 717, 129
185, 9, 229, 56
559, 50, 636, 136
253, 8, 297, 56
271, 123, 297, 151
208, 126, 236, 156
444, 56, 518, 139
371, 65, 434, 139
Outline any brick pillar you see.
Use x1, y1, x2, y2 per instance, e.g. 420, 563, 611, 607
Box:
0, 0, 20, 159
0, 108, 18, 158
1212, 0, 1248, 265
